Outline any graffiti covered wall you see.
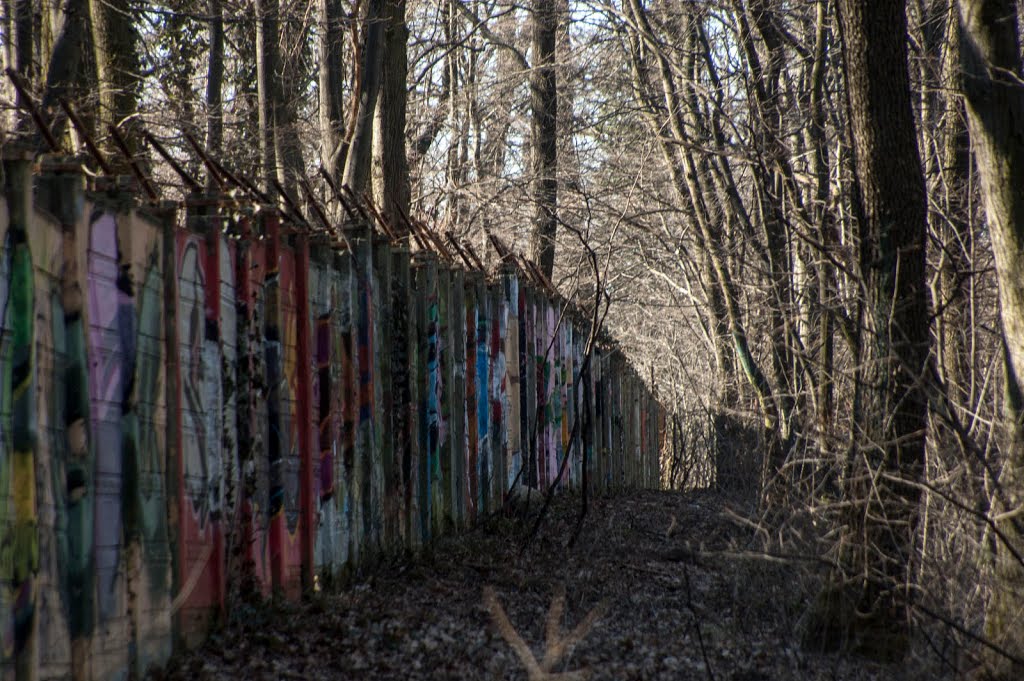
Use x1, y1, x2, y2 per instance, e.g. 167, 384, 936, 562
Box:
0, 157, 664, 680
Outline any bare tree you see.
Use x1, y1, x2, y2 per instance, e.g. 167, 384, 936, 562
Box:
343, 0, 385, 194
255, 0, 280, 190
319, 0, 346, 186
810, 0, 930, 658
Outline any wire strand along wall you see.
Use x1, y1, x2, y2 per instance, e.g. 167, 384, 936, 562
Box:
0, 155, 665, 680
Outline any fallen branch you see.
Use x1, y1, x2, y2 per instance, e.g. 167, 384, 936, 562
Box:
483, 585, 606, 680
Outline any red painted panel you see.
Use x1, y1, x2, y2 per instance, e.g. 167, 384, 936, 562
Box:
268, 234, 303, 598
294, 234, 315, 591
173, 225, 224, 647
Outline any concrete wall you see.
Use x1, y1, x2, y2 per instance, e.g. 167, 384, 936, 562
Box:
0, 156, 664, 680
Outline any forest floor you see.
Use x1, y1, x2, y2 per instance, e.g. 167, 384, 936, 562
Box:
158, 489, 955, 680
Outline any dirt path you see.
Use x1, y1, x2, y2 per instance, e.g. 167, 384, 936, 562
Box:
160, 490, 916, 680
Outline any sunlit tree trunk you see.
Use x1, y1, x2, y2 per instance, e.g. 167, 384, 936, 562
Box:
808, 0, 836, 444
90, 0, 141, 161
255, 0, 279, 191
319, 0, 346, 187
343, 0, 385, 195
736, 0, 797, 447
958, 0, 1024, 676
935, 3, 972, 402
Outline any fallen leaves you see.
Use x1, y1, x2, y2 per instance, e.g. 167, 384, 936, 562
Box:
158, 490, 925, 680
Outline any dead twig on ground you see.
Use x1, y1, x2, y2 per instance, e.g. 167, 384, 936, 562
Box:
483, 585, 607, 680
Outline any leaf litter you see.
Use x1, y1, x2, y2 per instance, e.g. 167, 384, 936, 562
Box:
157, 490, 947, 680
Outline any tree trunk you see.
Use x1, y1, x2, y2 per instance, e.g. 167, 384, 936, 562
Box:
736, 0, 798, 453
442, 0, 466, 229
808, 0, 836, 444
530, 0, 558, 279
274, 16, 306, 197
812, 0, 930, 659
255, 0, 279, 191
18, 0, 92, 148
372, 0, 410, 231
476, 8, 518, 181
13, 0, 33, 99
206, 0, 225, 159
2, 0, 13, 84
319, 0, 346, 187
89, 0, 140, 158
935, 2, 972, 399
957, 0, 1024, 676
343, 0, 385, 195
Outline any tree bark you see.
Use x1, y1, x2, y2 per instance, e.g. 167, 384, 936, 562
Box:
815, 0, 930, 659
372, 0, 410, 231
442, 0, 466, 229
274, 15, 306, 197
14, 0, 33, 101
319, 0, 346, 186
206, 0, 225, 159
17, 0, 92, 147
473, 7, 518, 186
957, 0, 1024, 676
89, 0, 141, 159
935, 2, 972, 399
530, 0, 558, 279
343, 0, 385, 195
2, 0, 13, 85
735, 0, 798, 452
808, 0, 836, 443
255, 0, 279, 191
